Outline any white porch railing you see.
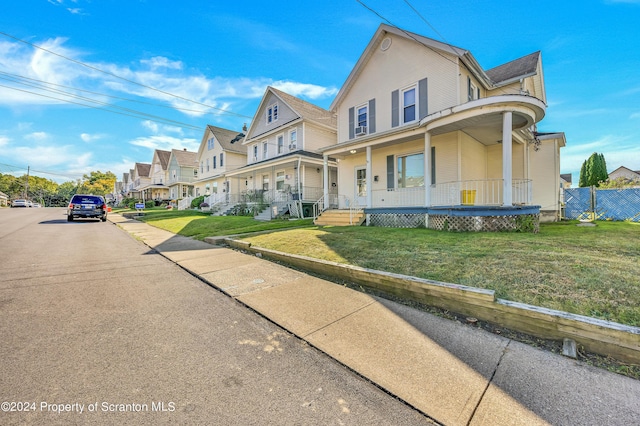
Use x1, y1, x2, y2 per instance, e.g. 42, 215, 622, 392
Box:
313, 194, 363, 223
178, 196, 193, 210
369, 179, 532, 208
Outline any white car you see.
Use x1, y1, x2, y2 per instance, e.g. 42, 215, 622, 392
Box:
11, 199, 28, 207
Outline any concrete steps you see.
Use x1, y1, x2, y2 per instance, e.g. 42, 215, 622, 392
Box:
314, 209, 365, 226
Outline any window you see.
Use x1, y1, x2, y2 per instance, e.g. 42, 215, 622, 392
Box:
262, 174, 269, 191
252, 145, 258, 161
213, 155, 217, 169
200, 162, 203, 174
220, 153, 224, 167
267, 103, 279, 124
206, 158, 210, 172
402, 87, 416, 123
467, 77, 478, 101
276, 171, 285, 190
277, 135, 284, 154
262, 141, 268, 159
357, 105, 367, 128
289, 129, 297, 149
207, 137, 215, 150
397, 153, 424, 188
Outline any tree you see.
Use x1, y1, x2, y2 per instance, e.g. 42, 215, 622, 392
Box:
578, 152, 608, 187
77, 171, 117, 196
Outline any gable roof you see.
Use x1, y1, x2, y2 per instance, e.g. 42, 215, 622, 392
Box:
560, 173, 572, 183
170, 148, 198, 167
610, 166, 640, 177
486, 51, 541, 86
204, 125, 246, 153
330, 23, 542, 110
245, 86, 336, 142
154, 149, 171, 170
134, 162, 151, 178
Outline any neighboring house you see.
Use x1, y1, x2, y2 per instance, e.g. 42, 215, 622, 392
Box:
121, 172, 131, 198
130, 162, 152, 200
167, 148, 198, 207
112, 181, 123, 205
148, 149, 172, 202
0, 191, 8, 207
319, 24, 565, 230
194, 125, 247, 208
225, 86, 338, 219
608, 166, 640, 182
560, 173, 572, 189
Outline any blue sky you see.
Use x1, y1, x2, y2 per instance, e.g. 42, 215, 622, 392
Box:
1, 0, 639, 185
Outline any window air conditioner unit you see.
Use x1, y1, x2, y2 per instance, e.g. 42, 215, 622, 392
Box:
289, 144, 297, 150
253, 156, 258, 162
355, 126, 367, 136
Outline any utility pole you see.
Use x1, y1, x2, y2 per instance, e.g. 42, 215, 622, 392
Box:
25, 166, 29, 199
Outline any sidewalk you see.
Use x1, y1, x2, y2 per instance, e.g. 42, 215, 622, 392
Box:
109, 214, 640, 425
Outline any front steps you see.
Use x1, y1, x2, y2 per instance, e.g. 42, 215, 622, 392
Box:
314, 209, 365, 226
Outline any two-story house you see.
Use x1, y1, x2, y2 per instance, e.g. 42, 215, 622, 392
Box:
225, 86, 337, 219
194, 125, 247, 208
130, 162, 152, 201
146, 149, 171, 203
318, 24, 565, 231
167, 148, 198, 208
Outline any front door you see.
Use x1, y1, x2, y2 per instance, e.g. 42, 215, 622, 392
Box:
355, 166, 367, 206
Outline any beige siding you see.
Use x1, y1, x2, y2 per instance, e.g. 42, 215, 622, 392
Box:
460, 132, 486, 180
250, 93, 299, 138
529, 140, 560, 212
303, 123, 336, 152
434, 133, 459, 183
337, 33, 459, 143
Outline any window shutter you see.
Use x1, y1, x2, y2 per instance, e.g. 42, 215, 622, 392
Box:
348, 107, 355, 139
386, 155, 394, 190
368, 99, 376, 134
419, 78, 428, 120
391, 90, 399, 128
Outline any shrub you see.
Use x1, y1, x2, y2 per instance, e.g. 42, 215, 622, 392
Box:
145, 200, 155, 208
191, 195, 205, 208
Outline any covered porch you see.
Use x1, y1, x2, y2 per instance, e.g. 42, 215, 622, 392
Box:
320, 95, 546, 231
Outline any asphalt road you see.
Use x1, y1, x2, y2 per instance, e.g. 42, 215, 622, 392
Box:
0, 208, 433, 425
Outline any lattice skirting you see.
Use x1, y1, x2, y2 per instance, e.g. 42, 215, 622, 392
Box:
428, 213, 540, 233
369, 213, 427, 228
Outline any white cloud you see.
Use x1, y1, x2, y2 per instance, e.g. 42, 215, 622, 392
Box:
140, 57, 183, 70
141, 120, 183, 135
630, 112, 640, 119
272, 81, 339, 99
25, 131, 48, 141
80, 133, 105, 142
0, 135, 10, 147
129, 135, 199, 152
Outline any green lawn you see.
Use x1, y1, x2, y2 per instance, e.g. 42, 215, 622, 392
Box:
238, 221, 640, 327
125, 208, 314, 240
124, 208, 640, 327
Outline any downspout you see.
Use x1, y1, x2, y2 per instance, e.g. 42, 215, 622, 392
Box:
297, 157, 302, 217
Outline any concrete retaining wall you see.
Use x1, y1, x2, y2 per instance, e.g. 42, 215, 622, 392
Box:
225, 239, 640, 364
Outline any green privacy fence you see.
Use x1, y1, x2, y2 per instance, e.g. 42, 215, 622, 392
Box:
564, 187, 640, 222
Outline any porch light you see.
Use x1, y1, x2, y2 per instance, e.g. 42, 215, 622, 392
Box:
350, 149, 357, 154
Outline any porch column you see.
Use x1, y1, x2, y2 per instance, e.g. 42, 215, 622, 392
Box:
323, 154, 329, 210
502, 111, 513, 206
366, 146, 372, 209
424, 131, 432, 207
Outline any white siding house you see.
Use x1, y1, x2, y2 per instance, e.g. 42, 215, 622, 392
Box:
319, 24, 566, 231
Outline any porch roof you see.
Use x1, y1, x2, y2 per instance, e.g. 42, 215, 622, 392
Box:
225, 151, 337, 178
321, 94, 546, 157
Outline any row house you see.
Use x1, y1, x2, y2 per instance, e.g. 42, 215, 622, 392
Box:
317, 24, 565, 230
147, 149, 171, 202
168, 148, 198, 208
223, 86, 338, 219
193, 125, 247, 207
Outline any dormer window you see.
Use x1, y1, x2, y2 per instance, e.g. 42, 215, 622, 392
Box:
267, 103, 279, 124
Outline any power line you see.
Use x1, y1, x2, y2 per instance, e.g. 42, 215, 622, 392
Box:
0, 30, 253, 119
354, 0, 460, 66
0, 70, 225, 115
0, 83, 206, 131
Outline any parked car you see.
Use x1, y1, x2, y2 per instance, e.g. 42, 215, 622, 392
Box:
32, 203, 42, 208
67, 194, 108, 222
11, 199, 28, 207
